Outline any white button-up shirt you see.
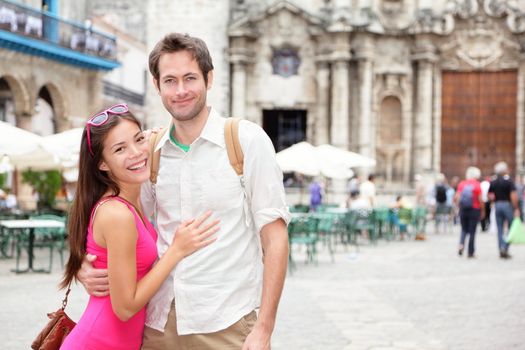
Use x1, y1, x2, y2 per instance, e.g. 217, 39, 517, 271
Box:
141, 108, 290, 335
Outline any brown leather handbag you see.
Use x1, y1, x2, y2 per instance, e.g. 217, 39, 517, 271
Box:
31, 286, 76, 350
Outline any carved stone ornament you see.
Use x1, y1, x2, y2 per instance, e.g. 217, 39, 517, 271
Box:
271, 47, 300, 77
410, 0, 525, 35
454, 0, 479, 19
456, 27, 503, 68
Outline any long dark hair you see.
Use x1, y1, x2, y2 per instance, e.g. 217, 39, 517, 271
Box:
60, 111, 142, 289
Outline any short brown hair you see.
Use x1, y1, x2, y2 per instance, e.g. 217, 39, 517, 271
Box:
149, 33, 214, 86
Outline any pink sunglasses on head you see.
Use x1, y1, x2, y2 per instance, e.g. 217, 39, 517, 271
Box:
86, 103, 129, 156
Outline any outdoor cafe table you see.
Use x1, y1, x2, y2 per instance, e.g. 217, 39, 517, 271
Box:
0, 219, 65, 273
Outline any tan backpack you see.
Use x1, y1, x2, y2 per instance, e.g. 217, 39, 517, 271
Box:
148, 118, 244, 184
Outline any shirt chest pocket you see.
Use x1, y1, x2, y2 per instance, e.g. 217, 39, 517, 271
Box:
199, 166, 244, 211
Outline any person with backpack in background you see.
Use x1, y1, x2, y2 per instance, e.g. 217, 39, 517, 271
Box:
454, 167, 484, 258
76, 33, 290, 350
489, 161, 519, 259
433, 173, 451, 233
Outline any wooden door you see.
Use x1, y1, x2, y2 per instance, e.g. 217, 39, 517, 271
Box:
441, 71, 517, 179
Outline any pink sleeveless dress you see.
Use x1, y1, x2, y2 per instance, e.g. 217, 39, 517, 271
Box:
61, 196, 158, 350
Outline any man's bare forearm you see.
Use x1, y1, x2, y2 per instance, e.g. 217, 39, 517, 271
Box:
257, 219, 288, 332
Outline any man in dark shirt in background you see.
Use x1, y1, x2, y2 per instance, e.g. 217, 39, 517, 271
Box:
488, 161, 519, 259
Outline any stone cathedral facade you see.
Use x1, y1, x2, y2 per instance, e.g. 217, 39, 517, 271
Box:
146, 0, 525, 185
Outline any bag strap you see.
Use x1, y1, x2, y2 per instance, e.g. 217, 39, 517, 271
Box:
149, 120, 244, 182
224, 118, 244, 177
149, 128, 167, 184
61, 285, 71, 311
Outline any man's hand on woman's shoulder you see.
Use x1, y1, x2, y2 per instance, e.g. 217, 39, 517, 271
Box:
77, 254, 110, 297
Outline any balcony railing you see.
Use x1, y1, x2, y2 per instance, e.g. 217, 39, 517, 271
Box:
0, 0, 117, 60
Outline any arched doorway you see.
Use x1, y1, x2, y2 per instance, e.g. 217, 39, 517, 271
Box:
0, 77, 16, 125
32, 86, 56, 136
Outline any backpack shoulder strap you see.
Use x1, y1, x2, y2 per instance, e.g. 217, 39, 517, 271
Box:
224, 118, 244, 177
149, 128, 167, 184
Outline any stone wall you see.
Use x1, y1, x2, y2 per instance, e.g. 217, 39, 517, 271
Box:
146, 0, 231, 127
0, 49, 103, 129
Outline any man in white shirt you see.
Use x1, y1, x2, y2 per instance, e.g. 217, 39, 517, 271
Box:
78, 33, 290, 349
359, 174, 376, 207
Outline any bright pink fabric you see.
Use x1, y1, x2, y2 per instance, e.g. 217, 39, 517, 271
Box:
61, 196, 158, 350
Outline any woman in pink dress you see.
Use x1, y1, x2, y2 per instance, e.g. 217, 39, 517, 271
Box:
59, 104, 218, 349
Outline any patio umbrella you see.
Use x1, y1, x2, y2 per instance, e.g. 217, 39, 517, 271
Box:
316, 144, 376, 168
0, 121, 61, 170
42, 127, 83, 160
275, 141, 320, 177
320, 166, 354, 180
8, 149, 61, 170
0, 121, 44, 155
42, 127, 83, 169
276, 142, 373, 179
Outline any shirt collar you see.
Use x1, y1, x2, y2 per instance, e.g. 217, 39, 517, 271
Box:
154, 121, 172, 152
199, 108, 225, 148
154, 107, 224, 152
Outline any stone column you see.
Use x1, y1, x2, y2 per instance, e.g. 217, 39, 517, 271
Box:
315, 59, 330, 144
87, 71, 104, 114
231, 60, 247, 119
15, 112, 37, 210
412, 45, 437, 175
356, 55, 374, 158
331, 59, 350, 149
433, 67, 442, 172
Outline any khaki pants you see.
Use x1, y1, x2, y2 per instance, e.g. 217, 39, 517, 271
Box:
141, 301, 257, 350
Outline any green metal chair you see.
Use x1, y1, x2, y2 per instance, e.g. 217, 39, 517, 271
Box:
289, 204, 310, 213
348, 208, 377, 245
396, 207, 413, 239
314, 212, 339, 262
373, 207, 392, 241
288, 215, 319, 268
317, 204, 339, 212
337, 211, 359, 251
0, 213, 19, 258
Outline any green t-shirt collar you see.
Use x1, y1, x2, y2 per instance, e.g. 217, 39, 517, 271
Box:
169, 124, 190, 153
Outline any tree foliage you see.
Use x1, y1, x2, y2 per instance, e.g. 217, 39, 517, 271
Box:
22, 169, 62, 209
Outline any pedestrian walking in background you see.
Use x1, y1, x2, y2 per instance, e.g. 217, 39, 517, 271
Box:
450, 176, 460, 225
433, 173, 452, 233
309, 178, 323, 212
480, 176, 492, 232
454, 166, 484, 258
489, 161, 519, 259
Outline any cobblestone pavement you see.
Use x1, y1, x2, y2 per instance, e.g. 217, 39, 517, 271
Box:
1, 226, 524, 350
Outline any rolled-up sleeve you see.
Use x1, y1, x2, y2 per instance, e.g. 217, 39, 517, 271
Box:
241, 121, 291, 233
